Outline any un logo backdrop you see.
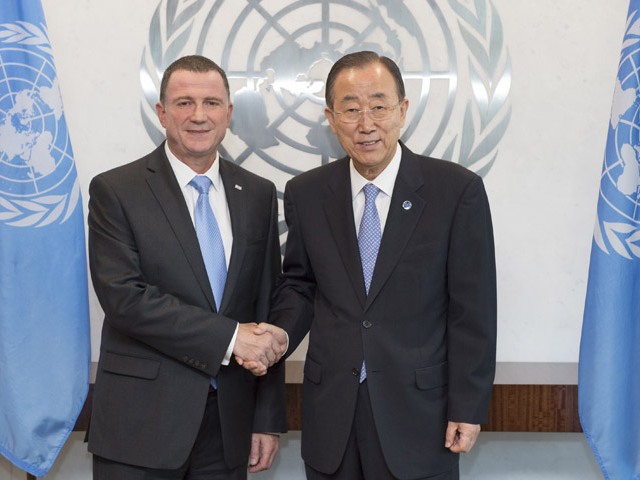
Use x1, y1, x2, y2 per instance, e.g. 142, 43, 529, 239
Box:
140, 0, 511, 243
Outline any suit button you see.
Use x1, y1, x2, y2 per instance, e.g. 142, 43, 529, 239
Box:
352, 368, 359, 376
362, 320, 372, 328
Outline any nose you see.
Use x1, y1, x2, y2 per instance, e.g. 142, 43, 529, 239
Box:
191, 103, 206, 122
357, 111, 376, 132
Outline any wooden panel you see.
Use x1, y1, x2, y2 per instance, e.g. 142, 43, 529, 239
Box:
74, 383, 582, 433
74, 387, 92, 433
483, 384, 581, 432
285, 383, 304, 431
281, 384, 581, 433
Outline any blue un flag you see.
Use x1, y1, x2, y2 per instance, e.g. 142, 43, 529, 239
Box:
579, 1, 640, 478
0, 1, 90, 477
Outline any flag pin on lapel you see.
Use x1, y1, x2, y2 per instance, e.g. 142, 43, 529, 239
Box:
402, 200, 412, 210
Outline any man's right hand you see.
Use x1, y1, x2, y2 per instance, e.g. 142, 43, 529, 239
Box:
233, 323, 287, 376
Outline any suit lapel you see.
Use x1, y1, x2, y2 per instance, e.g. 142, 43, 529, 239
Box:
219, 159, 246, 313
366, 146, 426, 308
323, 159, 368, 308
144, 146, 217, 311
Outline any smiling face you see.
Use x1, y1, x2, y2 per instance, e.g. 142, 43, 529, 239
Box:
156, 69, 233, 173
325, 61, 408, 180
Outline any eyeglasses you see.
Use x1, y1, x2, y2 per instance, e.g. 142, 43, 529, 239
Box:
331, 102, 402, 124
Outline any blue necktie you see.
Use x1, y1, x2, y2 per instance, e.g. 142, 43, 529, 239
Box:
190, 176, 226, 390
358, 183, 381, 382
190, 176, 227, 311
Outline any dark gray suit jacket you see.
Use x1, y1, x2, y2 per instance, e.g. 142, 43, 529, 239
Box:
87, 143, 286, 469
271, 142, 496, 479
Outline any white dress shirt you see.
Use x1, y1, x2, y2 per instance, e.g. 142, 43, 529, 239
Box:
350, 142, 402, 235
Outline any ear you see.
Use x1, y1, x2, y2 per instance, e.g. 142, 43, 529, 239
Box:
325, 107, 338, 134
156, 101, 167, 128
399, 97, 409, 127
226, 102, 234, 124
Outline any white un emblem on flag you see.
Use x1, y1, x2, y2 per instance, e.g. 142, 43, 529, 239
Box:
0, 21, 81, 227
594, 12, 640, 260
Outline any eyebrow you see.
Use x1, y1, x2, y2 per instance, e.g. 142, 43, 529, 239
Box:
340, 92, 388, 102
173, 95, 224, 103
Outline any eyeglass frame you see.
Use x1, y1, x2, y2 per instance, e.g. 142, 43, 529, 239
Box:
329, 101, 403, 124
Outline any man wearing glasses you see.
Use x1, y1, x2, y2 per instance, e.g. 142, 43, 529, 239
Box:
269, 51, 497, 479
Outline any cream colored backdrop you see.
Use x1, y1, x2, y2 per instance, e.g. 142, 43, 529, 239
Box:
41, 0, 628, 367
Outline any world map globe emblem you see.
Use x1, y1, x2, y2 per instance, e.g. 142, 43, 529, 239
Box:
141, 0, 511, 240
0, 22, 79, 228
603, 68, 640, 223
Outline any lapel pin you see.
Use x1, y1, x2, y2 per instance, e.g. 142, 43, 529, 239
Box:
235, 184, 243, 190
402, 200, 412, 210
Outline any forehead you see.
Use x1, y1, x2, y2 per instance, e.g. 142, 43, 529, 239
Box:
332, 63, 396, 104
165, 69, 226, 97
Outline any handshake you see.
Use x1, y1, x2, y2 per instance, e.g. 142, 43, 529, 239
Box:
233, 322, 288, 376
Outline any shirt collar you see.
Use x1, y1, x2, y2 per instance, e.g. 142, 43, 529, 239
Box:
350, 142, 402, 199
164, 142, 222, 191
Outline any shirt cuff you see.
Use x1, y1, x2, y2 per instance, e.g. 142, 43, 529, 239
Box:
222, 323, 239, 366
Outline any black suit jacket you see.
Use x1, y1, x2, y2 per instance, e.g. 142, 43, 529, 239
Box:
87, 143, 286, 469
271, 143, 496, 479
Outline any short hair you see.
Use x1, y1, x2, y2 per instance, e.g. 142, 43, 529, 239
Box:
159, 55, 230, 103
325, 51, 406, 109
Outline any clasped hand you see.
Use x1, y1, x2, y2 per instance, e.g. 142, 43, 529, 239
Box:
233, 323, 287, 376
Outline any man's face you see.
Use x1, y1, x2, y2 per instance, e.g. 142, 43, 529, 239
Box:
156, 69, 232, 171
325, 62, 408, 180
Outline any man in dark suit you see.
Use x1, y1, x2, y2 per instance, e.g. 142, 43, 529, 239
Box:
269, 51, 497, 479
87, 55, 288, 480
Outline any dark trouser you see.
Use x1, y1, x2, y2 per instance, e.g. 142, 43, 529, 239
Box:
93, 389, 246, 480
304, 381, 459, 480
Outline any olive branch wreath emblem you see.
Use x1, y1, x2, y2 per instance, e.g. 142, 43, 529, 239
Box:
595, 216, 640, 259
448, 0, 511, 177
0, 21, 52, 55
0, 22, 81, 227
140, 0, 511, 179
